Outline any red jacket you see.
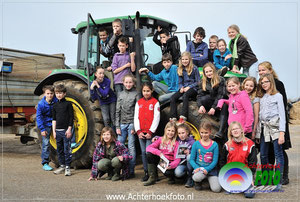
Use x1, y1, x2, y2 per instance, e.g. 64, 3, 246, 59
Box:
134, 97, 160, 135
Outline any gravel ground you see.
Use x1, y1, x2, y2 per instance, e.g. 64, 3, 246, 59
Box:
1, 125, 299, 201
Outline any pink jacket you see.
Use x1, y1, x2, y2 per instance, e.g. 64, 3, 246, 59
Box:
146, 137, 181, 169
217, 90, 253, 133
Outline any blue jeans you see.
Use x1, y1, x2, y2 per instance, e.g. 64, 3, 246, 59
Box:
41, 127, 52, 165
117, 123, 135, 174
174, 155, 193, 178
56, 130, 72, 167
100, 102, 116, 127
152, 81, 175, 103
260, 134, 284, 184
138, 137, 152, 172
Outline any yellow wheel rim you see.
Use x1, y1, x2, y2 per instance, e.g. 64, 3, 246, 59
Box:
50, 97, 88, 153
185, 121, 201, 141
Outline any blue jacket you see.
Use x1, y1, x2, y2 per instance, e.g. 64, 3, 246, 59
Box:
186, 41, 208, 67
36, 96, 58, 132
178, 66, 201, 91
90, 77, 117, 105
148, 64, 179, 92
213, 48, 232, 70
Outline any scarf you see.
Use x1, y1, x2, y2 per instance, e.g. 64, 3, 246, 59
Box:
228, 33, 241, 67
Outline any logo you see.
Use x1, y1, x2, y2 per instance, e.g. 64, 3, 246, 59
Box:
219, 162, 252, 193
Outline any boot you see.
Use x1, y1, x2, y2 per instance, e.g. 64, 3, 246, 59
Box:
185, 171, 194, 188
105, 170, 113, 180
111, 167, 121, 181
214, 106, 228, 140
167, 176, 175, 184
141, 171, 149, 182
282, 151, 289, 185
144, 164, 157, 186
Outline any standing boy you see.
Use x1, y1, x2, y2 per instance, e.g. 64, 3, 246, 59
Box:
36, 85, 58, 171
52, 84, 74, 176
208, 35, 219, 63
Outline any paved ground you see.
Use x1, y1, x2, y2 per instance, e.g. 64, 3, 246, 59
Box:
1, 125, 299, 201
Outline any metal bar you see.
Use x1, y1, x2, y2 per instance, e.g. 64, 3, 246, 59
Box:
0, 47, 65, 59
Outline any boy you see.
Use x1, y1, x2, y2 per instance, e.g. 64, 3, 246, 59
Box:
153, 26, 181, 74
110, 36, 136, 95
36, 85, 58, 171
98, 28, 110, 58
52, 84, 74, 176
107, 18, 123, 60
139, 53, 178, 103
208, 35, 218, 63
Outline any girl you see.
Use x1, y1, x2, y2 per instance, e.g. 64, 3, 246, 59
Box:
217, 76, 253, 139
186, 27, 208, 67
174, 123, 195, 188
197, 63, 227, 139
144, 121, 181, 186
190, 121, 221, 193
227, 24, 258, 77
134, 82, 160, 182
220, 121, 257, 198
256, 74, 285, 191
88, 127, 132, 181
90, 66, 116, 128
242, 77, 259, 140
258, 61, 291, 185
115, 74, 140, 178
170, 51, 201, 121
213, 39, 232, 76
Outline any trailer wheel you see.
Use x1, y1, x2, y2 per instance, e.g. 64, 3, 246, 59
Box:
48, 79, 103, 168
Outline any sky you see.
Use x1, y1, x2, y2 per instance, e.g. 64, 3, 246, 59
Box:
1, 0, 299, 100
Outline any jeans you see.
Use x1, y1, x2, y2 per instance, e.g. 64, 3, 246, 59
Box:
260, 133, 284, 184
242, 61, 258, 78
56, 129, 72, 167
174, 155, 193, 178
41, 127, 52, 165
114, 84, 123, 97
117, 123, 135, 174
152, 81, 176, 103
138, 137, 152, 172
100, 102, 116, 127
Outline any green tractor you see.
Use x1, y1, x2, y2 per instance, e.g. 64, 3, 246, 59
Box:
34, 12, 246, 168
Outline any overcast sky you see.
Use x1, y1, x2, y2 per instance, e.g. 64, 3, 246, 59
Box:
1, 0, 299, 99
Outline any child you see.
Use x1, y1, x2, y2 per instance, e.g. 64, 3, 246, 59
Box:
134, 82, 160, 182
174, 123, 195, 188
258, 61, 291, 185
110, 37, 136, 95
170, 51, 201, 121
88, 127, 132, 181
98, 28, 110, 58
52, 84, 74, 176
227, 24, 258, 77
36, 85, 58, 171
190, 121, 221, 192
220, 121, 257, 198
213, 39, 232, 76
90, 66, 116, 128
153, 26, 181, 74
208, 35, 218, 63
107, 18, 123, 59
256, 74, 286, 191
115, 74, 139, 178
242, 77, 259, 140
186, 27, 208, 67
197, 63, 227, 139
217, 76, 253, 139
139, 53, 178, 103
144, 121, 181, 186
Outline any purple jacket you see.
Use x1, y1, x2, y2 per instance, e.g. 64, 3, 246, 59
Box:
177, 135, 195, 153
90, 77, 116, 105
111, 52, 131, 84
90, 140, 132, 179
217, 90, 254, 134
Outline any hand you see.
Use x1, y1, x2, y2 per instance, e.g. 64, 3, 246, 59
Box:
180, 87, 184, 93
256, 138, 260, 144
207, 108, 215, 115
144, 133, 152, 139
65, 129, 72, 139
130, 52, 136, 57
198, 106, 206, 114
157, 26, 162, 32
88, 176, 97, 181
116, 128, 121, 135
152, 137, 158, 142
129, 37, 133, 43
167, 166, 172, 170
224, 54, 232, 61
194, 168, 201, 173
202, 169, 208, 175
232, 65, 241, 74
138, 133, 145, 139
91, 80, 100, 89
53, 131, 56, 139
139, 68, 148, 74
118, 156, 124, 162
278, 132, 285, 145
131, 129, 135, 135
251, 132, 256, 140
183, 87, 190, 92
107, 66, 112, 71
41, 131, 47, 137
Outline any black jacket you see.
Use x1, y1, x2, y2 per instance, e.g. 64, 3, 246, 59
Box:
52, 98, 74, 130
229, 35, 258, 68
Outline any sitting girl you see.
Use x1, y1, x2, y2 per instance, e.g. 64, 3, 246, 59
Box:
88, 127, 132, 181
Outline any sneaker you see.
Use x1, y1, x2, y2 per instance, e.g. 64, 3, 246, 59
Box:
218, 66, 228, 77
141, 172, 149, 182
178, 115, 187, 123
65, 166, 71, 176
185, 178, 194, 188
194, 182, 202, 191
167, 177, 175, 184
54, 165, 65, 174
43, 163, 53, 171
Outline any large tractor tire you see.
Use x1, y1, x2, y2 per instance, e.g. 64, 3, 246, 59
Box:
48, 79, 104, 168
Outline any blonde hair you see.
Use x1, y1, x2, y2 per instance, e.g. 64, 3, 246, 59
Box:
242, 76, 257, 100
227, 121, 246, 146
100, 127, 116, 145
178, 52, 194, 76
122, 74, 136, 87
228, 24, 240, 33
161, 121, 178, 147
258, 61, 279, 80
201, 62, 220, 91
257, 73, 278, 98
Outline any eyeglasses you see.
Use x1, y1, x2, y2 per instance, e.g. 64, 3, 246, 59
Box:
261, 81, 270, 85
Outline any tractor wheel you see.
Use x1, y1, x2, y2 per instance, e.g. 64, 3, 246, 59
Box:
48, 79, 104, 168
158, 101, 220, 140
